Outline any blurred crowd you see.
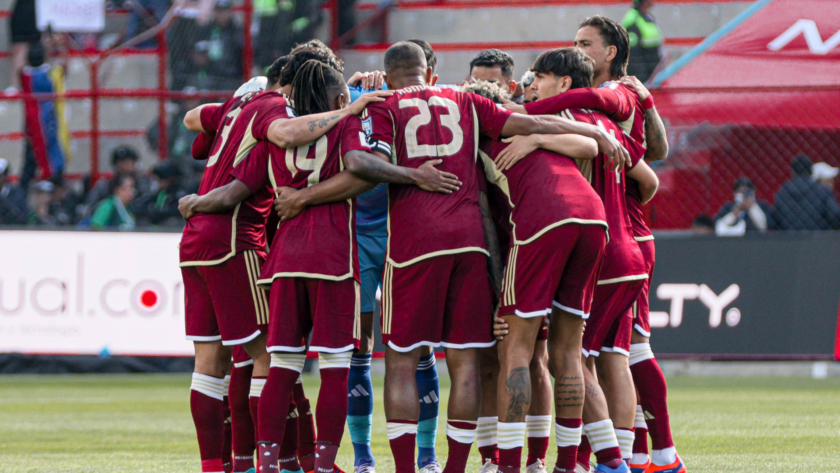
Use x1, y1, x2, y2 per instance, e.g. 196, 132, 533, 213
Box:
0, 147, 190, 230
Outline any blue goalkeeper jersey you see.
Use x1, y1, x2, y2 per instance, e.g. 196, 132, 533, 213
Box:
350, 84, 389, 234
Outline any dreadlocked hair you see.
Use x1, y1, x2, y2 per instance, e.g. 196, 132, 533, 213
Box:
461, 79, 511, 105
279, 46, 344, 87
291, 60, 347, 116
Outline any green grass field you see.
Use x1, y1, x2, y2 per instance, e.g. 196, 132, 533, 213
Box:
1, 374, 838, 472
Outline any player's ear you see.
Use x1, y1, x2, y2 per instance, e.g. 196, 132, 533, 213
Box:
605, 45, 617, 63
425, 67, 435, 85
431, 74, 439, 86
508, 80, 517, 95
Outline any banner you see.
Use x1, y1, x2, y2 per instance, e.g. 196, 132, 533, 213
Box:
36, 0, 106, 33
647, 233, 840, 357
0, 231, 191, 356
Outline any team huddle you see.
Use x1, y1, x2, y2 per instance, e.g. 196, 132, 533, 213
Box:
176, 14, 684, 473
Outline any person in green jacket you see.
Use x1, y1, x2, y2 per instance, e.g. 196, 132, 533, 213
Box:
622, 0, 664, 82
90, 174, 136, 230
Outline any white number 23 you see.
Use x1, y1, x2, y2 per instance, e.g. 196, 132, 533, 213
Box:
399, 97, 463, 159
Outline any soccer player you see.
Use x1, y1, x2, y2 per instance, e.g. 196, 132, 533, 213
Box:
506, 47, 658, 473
462, 77, 608, 473
467, 49, 554, 473
354, 41, 627, 473
504, 16, 681, 473
345, 39, 445, 473
179, 44, 377, 473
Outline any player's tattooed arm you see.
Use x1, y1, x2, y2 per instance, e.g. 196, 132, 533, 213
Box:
479, 191, 504, 299
344, 150, 461, 194
178, 180, 252, 220
503, 366, 531, 423
643, 107, 669, 162
268, 91, 393, 148
619, 76, 669, 162
183, 103, 222, 133
274, 171, 375, 221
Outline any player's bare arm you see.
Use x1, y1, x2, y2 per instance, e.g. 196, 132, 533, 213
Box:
501, 113, 630, 167
273, 171, 375, 221
493, 134, 599, 171
344, 150, 461, 194
267, 91, 393, 148
620, 76, 669, 162
479, 191, 504, 299
178, 180, 253, 220
183, 103, 221, 133
626, 159, 659, 204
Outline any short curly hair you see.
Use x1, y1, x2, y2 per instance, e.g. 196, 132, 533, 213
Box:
469, 49, 515, 81
461, 79, 511, 104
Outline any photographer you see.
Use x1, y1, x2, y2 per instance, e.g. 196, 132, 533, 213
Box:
715, 177, 774, 236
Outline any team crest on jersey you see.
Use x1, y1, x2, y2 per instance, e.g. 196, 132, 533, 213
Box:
362, 116, 373, 136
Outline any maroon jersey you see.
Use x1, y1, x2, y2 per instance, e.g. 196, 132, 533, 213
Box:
257, 115, 371, 284
364, 85, 512, 266
478, 138, 607, 245
524, 83, 652, 238
179, 91, 294, 266
562, 108, 647, 284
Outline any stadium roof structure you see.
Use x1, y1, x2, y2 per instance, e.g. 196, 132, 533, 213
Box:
651, 0, 840, 129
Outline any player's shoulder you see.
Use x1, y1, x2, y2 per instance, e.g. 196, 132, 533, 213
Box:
603, 80, 642, 104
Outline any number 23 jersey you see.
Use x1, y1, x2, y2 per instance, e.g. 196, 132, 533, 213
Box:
363, 85, 512, 267
253, 115, 372, 285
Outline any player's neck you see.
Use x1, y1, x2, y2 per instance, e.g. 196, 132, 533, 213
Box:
391, 76, 427, 90
593, 69, 613, 88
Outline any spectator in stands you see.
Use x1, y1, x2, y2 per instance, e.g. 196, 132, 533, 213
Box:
204, 0, 244, 90
775, 154, 840, 231
48, 175, 82, 225
83, 146, 152, 216
135, 161, 187, 226
125, 0, 171, 48
254, 0, 323, 71
622, 0, 664, 82
692, 214, 714, 235
715, 177, 774, 236
90, 174, 137, 230
26, 180, 59, 226
812, 162, 839, 193
0, 158, 28, 224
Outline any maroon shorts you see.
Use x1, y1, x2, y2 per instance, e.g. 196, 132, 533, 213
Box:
632, 239, 656, 337
266, 277, 360, 353
500, 224, 606, 320
381, 252, 494, 352
582, 279, 644, 357
182, 250, 269, 345
232, 346, 253, 368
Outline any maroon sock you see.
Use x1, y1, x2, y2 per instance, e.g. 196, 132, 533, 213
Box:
316, 368, 350, 445
594, 447, 623, 469
314, 442, 340, 473
249, 391, 262, 455
258, 442, 281, 473
527, 436, 549, 465
293, 381, 316, 470
498, 446, 522, 472
387, 420, 418, 473
223, 395, 233, 473
630, 358, 674, 450
633, 426, 649, 456
230, 367, 255, 472
478, 445, 499, 465
190, 374, 227, 472
258, 368, 298, 445
442, 421, 476, 473
577, 435, 591, 469
555, 418, 582, 470
279, 401, 301, 472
